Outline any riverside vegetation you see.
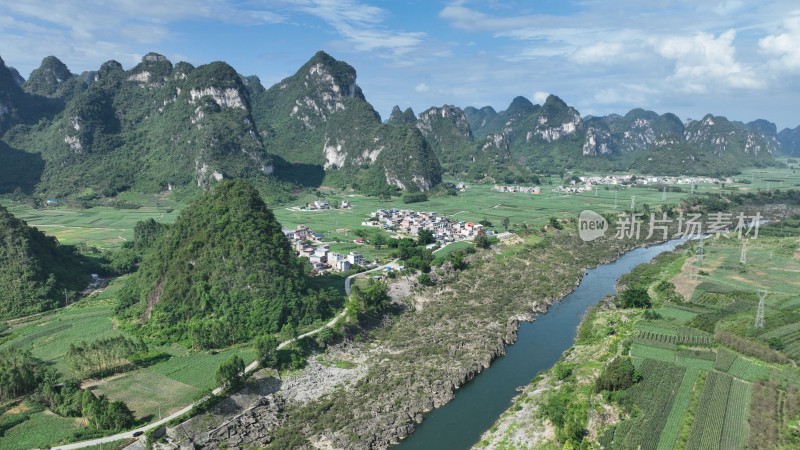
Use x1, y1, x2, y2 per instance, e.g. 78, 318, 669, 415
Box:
477, 211, 800, 449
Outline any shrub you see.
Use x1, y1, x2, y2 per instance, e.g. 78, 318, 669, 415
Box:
595, 356, 640, 393
402, 193, 428, 204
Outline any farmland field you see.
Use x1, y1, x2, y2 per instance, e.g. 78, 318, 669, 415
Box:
0, 409, 83, 449
657, 368, 701, 450
1, 277, 256, 421
611, 359, 686, 449
595, 232, 800, 449
686, 371, 733, 449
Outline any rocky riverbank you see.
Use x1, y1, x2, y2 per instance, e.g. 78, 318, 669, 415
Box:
255, 235, 647, 449
154, 348, 368, 449
158, 234, 649, 449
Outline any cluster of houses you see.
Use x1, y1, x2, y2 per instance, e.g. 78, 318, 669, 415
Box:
283, 224, 366, 273
298, 200, 353, 211
553, 175, 722, 194
493, 185, 541, 194
577, 175, 721, 186
362, 209, 488, 245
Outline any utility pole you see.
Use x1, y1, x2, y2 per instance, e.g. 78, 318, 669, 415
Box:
613, 190, 618, 209
662, 187, 667, 202
630, 195, 636, 210
755, 289, 768, 329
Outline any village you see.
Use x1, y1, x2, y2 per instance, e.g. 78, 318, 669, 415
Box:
283, 224, 369, 274
282, 205, 491, 275
553, 174, 722, 193
362, 208, 489, 244
492, 185, 541, 194
288, 199, 353, 211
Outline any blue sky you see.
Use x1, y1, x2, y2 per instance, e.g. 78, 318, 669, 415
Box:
2, 0, 800, 129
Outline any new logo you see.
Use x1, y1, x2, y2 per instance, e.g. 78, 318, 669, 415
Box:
579, 210, 608, 241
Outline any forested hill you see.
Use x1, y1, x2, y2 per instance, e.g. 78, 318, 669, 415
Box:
115, 180, 339, 349
0, 205, 91, 319
0, 51, 443, 202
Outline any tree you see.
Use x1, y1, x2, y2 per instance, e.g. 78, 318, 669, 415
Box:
618, 287, 652, 308
417, 228, 435, 246
216, 355, 245, 389
373, 233, 387, 250
502, 217, 510, 231
346, 279, 390, 321
595, 356, 640, 392
549, 216, 563, 230
474, 229, 491, 249
256, 335, 279, 368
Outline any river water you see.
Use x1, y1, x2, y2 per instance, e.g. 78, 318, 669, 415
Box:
393, 238, 686, 449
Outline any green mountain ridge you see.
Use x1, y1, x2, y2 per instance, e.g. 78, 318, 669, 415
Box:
0, 51, 443, 201
0, 205, 91, 319
2, 49, 797, 198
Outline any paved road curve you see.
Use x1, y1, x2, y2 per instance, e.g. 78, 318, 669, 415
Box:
53, 262, 395, 450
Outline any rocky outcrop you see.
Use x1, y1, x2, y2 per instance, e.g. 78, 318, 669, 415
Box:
582, 126, 613, 156
189, 87, 246, 109
416, 105, 472, 139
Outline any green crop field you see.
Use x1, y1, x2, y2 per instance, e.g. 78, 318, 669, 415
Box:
0, 200, 182, 249
727, 356, 768, 381
721, 379, 752, 449
611, 359, 686, 449
92, 369, 200, 418
0, 406, 82, 450
657, 368, 701, 450
1, 304, 124, 376
686, 371, 733, 449
614, 233, 800, 450
656, 306, 698, 323
1, 277, 257, 423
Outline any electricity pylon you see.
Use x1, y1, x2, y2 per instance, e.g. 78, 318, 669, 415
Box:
755, 289, 768, 329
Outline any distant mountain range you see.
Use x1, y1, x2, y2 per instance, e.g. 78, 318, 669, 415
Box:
410, 95, 792, 181
0, 51, 797, 201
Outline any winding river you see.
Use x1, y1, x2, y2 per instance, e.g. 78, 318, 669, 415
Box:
394, 238, 686, 449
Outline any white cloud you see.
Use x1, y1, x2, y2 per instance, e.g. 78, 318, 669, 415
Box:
532, 91, 550, 104
296, 0, 426, 56
414, 82, 430, 93
570, 42, 623, 64
759, 12, 800, 71
655, 29, 762, 92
